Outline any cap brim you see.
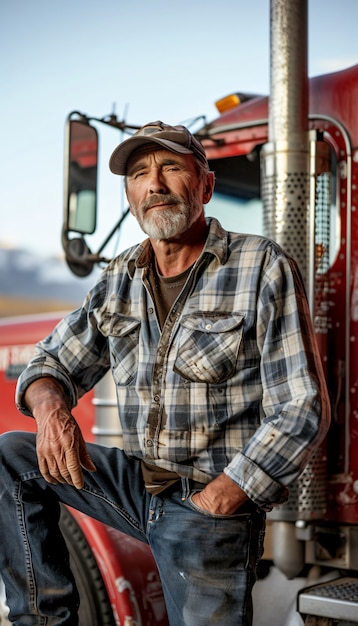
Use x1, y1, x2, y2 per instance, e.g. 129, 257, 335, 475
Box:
109, 136, 194, 175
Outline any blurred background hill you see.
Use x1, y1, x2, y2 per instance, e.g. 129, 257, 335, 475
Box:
0, 245, 96, 317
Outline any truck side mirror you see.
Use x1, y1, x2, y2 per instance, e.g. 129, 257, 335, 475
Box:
64, 119, 98, 235
62, 112, 131, 277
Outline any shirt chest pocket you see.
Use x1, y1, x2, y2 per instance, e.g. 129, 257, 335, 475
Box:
99, 314, 141, 385
173, 312, 245, 384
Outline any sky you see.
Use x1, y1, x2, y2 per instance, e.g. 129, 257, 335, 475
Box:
1, 0, 358, 264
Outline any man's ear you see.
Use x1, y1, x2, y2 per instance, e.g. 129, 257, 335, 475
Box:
203, 172, 215, 205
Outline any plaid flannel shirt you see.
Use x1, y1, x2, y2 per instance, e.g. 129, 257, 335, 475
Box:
16, 218, 330, 509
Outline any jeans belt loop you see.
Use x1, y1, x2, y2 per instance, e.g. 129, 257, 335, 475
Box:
180, 476, 190, 500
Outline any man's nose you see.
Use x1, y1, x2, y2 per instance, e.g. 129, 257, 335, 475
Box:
148, 169, 168, 194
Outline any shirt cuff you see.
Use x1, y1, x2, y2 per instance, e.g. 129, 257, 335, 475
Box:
224, 453, 289, 511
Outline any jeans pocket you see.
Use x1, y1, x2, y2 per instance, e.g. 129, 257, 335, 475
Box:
187, 492, 252, 519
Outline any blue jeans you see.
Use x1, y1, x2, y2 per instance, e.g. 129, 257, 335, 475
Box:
0, 431, 266, 626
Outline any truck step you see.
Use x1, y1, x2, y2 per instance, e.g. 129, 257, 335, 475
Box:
298, 577, 358, 623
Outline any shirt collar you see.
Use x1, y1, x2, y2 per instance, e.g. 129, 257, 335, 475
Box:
127, 217, 229, 279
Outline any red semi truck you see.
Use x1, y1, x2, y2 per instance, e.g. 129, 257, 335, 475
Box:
1, 6, 358, 624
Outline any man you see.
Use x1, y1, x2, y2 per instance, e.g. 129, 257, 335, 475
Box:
0, 121, 330, 625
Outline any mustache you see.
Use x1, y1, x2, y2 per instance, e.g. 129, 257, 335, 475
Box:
142, 194, 181, 211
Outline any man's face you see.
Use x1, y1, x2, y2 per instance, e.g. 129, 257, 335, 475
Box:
125, 148, 212, 241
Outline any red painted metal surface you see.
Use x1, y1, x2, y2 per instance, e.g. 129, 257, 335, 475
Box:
0, 313, 95, 440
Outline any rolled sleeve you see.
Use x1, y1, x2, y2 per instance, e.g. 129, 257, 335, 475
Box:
224, 454, 289, 510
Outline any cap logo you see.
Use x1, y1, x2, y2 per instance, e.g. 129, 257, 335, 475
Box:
141, 125, 164, 136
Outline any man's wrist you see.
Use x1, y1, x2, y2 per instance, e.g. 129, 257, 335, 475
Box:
24, 377, 70, 418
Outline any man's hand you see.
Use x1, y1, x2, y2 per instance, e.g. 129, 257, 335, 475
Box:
191, 473, 249, 515
25, 378, 96, 489
35, 409, 96, 489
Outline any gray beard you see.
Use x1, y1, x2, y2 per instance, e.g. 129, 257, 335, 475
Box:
139, 206, 192, 240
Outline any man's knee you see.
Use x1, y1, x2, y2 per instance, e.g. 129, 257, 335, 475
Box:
0, 431, 37, 467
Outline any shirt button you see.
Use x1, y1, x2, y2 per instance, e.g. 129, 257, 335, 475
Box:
205, 323, 212, 330
147, 439, 153, 447
154, 394, 160, 402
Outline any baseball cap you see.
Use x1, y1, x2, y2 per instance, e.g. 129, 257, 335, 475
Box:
109, 121, 208, 175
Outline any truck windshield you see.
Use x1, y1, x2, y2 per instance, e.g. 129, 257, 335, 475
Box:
206, 152, 263, 236
206, 146, 339, 271
208, 192, 263, 236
